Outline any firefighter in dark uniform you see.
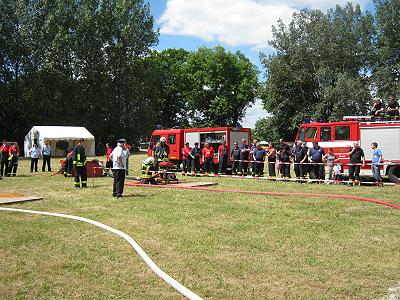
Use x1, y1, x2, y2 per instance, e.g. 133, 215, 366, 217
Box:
254, 143, 266, 177
141, 157, 157, 184
153, 136, 170, 168
63, 148, 74, 177
293, 140, 307, 179
190, 142, 201, 176
230, 142, 241, 175
72, 139, 87, 188
239, 139, 250, 175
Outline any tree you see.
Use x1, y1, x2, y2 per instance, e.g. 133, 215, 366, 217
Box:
146, 48, 191, 128
184, 46, 259, 127
373, 0, 400, 97
261, 4, 375, 140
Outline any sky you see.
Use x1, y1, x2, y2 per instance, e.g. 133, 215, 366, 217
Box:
147, 0, 374, 128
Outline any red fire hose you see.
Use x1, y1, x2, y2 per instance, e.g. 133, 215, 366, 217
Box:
131, 184, 400, 209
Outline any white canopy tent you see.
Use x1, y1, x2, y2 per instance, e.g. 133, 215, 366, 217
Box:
24, 126, 95, 157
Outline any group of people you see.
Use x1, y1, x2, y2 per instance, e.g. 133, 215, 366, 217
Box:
369, 95, 399, 119
27, 141, 52, 173
0, 139, 21, 178
176, 138, 384, 185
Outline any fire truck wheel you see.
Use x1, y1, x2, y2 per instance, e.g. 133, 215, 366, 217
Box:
167, 173, 176, 181
387, 166, 400, 184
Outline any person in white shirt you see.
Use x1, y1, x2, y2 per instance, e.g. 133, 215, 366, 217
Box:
109, 138, 129, 197
28, 144, 41, 172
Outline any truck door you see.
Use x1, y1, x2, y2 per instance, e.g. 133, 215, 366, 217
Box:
167, 134, 179, 161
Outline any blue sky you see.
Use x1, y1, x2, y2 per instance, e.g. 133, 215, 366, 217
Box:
147, 0, 374, 128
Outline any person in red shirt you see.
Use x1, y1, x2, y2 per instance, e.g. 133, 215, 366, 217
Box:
0, 139, 10, 178
7, 142, 20, 176
181, 142, 192, 175
218, 142, 228, 175
105, 143, 113, 174
202, 142, 215, 175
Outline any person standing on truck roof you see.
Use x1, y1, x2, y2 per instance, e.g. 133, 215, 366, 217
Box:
0, 139, 10, 178
181, 142, 192, 176
348, 142, 365, 186
293, 140, 307, 179
190, 142, 201, 176
250, 139, 258, 176
267, 142, 277, 178
218, 142, 228, 175
254, 143, 266, 177
308, 141, 325, 182
387, 95, 399, 118
239, 139, 250, 176
371, 142, 383, 184
230, 142, 241, 175
202, 142, 215, 176
369, 98, 385, 118
153, 137, 169, 168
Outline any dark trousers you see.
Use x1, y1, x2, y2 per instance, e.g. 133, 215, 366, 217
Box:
42, 155, 51, 171
311, 164, 324, 180
240, 161, 248, 175
113, 169, 126, 195
294, 163, 305, 178
30, 158, 39, 172
279, 162, 291, 178
268, 160, 276, 177
7, 161, 18, 176
183, 158, 191, 173
1, 158, 8, 177
75, 166, 87, 187
218, 157, 228, 174
191, 158, 200, 172
203, 157, 214, 173
255, 161, 264, 176
231, 159, 240, 174
348, 165, 361, 181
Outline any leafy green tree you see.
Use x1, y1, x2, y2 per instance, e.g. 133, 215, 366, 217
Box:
184, 46, 259, 127
261, 4, 375, 140
373, 0, 400, 97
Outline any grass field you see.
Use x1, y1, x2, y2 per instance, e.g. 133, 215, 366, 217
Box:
1, 153, 399, 299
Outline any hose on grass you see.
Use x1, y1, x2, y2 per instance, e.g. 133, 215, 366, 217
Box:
131, 184, 400, 209
0, 207, 203, 300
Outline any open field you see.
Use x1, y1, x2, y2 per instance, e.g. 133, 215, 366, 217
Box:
1, 153, 399, 299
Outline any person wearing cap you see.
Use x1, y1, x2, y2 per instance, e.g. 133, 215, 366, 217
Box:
110, 138, 129, 197
0, 139, 10, 178
41, 140, 52, 172
72, 138, 88, 188
217, 142, 228, 175
181, 142, 192, 175
190, 142, 201, 176
153, 137, 169, 168
230, 142, 241, 175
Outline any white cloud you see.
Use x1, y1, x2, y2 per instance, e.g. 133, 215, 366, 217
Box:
158, 0, 368, 49
242, 98, 269, 129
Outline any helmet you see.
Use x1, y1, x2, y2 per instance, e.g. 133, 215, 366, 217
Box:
160, 137, 166, 143
144, 157, 154, 164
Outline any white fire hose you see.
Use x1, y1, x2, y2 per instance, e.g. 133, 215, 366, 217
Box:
0, 207, 203, 300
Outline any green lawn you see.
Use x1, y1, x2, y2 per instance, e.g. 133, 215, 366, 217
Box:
0, 153, 399, 299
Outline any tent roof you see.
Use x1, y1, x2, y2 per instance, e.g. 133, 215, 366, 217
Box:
29, 126, 95, 140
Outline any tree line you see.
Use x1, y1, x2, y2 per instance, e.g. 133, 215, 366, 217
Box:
1, 0, 399, 150
255, 0, 400, 141
0, 0, 258, 151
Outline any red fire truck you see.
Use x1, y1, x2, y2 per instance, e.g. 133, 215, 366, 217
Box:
295, 117, 400, 183
148, 127, 252, 166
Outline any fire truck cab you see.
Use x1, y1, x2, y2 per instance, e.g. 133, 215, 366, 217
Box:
148, 127, 252, 167
295, 117, 400, 183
